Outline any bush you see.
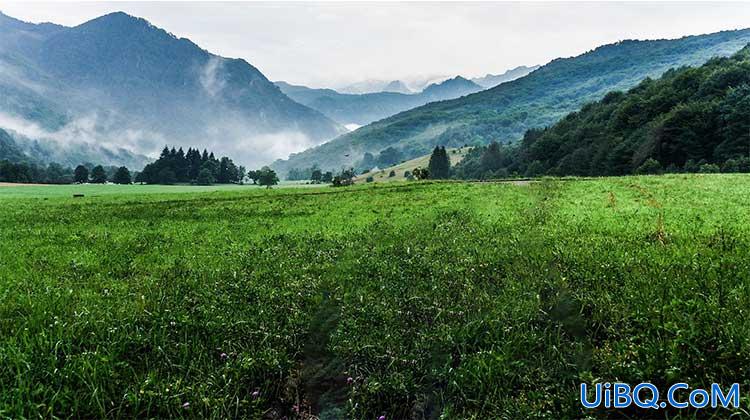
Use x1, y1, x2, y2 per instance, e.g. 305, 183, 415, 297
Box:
721, 159, 740, 173
699, 163, 720, 173
366, 176, 374, 183
635, 158, 663, 175
388, 170, 396, 178
683, 159, 699, 173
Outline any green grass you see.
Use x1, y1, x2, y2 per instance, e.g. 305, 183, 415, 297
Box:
1, 175, 750, 418
0, 181, 316, 199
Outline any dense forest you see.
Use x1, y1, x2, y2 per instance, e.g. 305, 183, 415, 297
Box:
454, 45, 750, 178
136, 147, 245, 185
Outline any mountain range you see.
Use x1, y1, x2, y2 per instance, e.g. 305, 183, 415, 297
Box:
276, 76, 484, 127
0, 11, 344, 169
273, 29, 750, 174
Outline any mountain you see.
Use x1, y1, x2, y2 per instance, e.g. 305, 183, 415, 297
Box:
383, 80, 411, 94
485, 45, 750, 177
0, 11, 343, 168
276, 77, 483, 127
338, 79, 394, 94
420, 76, 482, 100
273, 29, 750, 174
471, 65, 540, 88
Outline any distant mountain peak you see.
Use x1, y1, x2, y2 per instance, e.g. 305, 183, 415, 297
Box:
383, 80, 411, 94
471, 65, 540, 88
421, 76, 482, 97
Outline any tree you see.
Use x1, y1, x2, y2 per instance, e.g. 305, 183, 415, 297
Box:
218, 157, 240, 183
246, 169, 259, 184
321, 171, 333, 183
196, 168, 215, 185
412, 167, 430, 180
524, 160, 545, 177
74, 165, 89, 184
427, 146, 451, 179
90, 165, 107, 183
257, 167, 279, 188
311, 168, 322, 183
388, 170, 396, 177
158, 168, 177, 184
376, 147, 403, 167
332, 168, 356, 187
112, 166, 132, 184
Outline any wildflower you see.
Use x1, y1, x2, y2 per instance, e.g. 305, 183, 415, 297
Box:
182, 402, 190, 409
378, 416, 386, 420
220, 352, 228, 361
346, 377, 354, 385
251, 390, 260, 399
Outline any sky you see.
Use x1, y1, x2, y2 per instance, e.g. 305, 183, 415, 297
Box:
3, 1, 750, 88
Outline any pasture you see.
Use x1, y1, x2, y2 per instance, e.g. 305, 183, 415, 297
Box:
1, 175, 749, 418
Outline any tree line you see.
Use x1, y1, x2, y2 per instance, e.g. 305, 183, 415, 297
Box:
0, 160, 134, 184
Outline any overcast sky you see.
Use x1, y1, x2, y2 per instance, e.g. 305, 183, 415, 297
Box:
3, 2, 750, 88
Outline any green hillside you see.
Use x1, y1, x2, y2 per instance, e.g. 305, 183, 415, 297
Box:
274, 29, 750, 174
455, 45, 750, 178
354, 146, 470, 183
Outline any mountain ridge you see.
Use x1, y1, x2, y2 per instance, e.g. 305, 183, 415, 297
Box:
0, 11, 344, 168
273, 28, 750, 174
276, 76, 483, 127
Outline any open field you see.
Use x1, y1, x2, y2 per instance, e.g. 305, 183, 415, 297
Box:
0, 181, 317, 199
354, 147, 470, 183
2, 175, 750, 418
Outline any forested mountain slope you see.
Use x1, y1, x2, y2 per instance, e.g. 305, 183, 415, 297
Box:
274, 29, 750, 173
0, 11, 343, 168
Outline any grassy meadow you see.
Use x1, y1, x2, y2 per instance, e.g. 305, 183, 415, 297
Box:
2, 175, 750, 418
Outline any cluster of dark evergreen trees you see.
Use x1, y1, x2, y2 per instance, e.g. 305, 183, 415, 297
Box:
427, 146, 451, 179
0, 160, 133, 184
136, 147, 244, 185
453, 46, 750, 179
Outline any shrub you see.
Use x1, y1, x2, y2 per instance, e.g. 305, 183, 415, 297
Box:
699, 163, 720, 173
635, 158, 663, 175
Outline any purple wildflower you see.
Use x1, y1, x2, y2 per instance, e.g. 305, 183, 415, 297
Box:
251, 390, 260, 399
346, 377, 354, 385
182, 402, 190, 409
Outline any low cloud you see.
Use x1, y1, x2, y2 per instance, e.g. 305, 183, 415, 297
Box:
199, 56, 227, 97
